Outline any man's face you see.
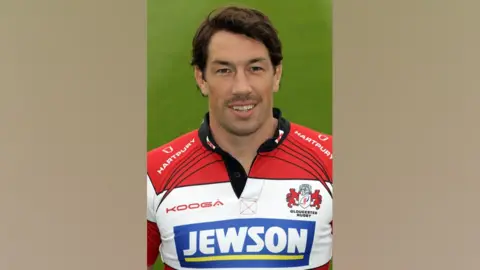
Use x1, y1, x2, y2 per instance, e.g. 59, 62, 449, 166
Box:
195, 30, 282, 137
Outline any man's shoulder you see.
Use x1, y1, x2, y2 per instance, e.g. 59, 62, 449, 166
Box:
147, 129, 202, 190
147, 129, 200, 159
288, 122, 333, 159
289, 122, 332, 144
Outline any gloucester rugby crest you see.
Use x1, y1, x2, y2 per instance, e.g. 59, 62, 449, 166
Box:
286, 184, 322, 218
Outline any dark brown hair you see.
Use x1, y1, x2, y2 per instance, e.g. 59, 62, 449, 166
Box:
190, 5, 283, 76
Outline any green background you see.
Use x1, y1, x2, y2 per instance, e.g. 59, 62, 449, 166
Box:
147, 1, 332, 269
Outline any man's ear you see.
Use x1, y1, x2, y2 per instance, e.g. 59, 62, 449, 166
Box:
194, 66, 209, 96
273, 63, 283, 93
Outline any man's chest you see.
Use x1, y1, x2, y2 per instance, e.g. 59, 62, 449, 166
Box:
157, 178, 332, 226
155, 179, 332, 269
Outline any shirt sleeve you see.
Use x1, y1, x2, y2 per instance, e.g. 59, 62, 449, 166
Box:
326, 137, 333, 232
147, 174, 161, 267
325, 135, 333, 183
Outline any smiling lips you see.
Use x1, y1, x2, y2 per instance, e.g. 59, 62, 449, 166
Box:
232, 104, 255, 112
228, 102, 257, 117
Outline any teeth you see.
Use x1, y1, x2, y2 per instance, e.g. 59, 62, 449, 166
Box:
233, 105, 254, 112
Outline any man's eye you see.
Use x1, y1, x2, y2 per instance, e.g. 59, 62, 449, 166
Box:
216, 68, 231, 74
250, 66, 264, 72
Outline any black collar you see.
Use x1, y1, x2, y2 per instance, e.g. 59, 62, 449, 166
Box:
198, 107, 291, 154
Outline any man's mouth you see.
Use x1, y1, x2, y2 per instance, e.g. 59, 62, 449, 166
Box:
231, 104, 256, 112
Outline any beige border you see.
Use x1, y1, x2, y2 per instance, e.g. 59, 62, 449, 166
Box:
1, 0, 146, 269
2, 0, 480, 270
333, 0, 480, 269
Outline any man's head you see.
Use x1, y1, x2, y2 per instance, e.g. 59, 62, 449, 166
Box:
191, 6, 283, 137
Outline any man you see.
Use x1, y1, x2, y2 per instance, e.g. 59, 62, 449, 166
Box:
147, 5, 333, 270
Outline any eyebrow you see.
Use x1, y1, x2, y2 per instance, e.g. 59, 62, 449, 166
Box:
211, 57, 268, 66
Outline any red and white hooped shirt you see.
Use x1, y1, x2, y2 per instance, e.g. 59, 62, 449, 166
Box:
147, 108, 333, 270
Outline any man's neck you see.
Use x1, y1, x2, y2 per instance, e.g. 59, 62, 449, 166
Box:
210, 116, 278, 168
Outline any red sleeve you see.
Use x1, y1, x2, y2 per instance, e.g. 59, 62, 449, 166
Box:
324, 134, 333, 183
147, 220, 161, 267
312, 131, 333, 183
312, 261, 331, 270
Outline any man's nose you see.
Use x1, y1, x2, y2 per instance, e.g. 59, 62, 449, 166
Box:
232, 70, 253, 94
